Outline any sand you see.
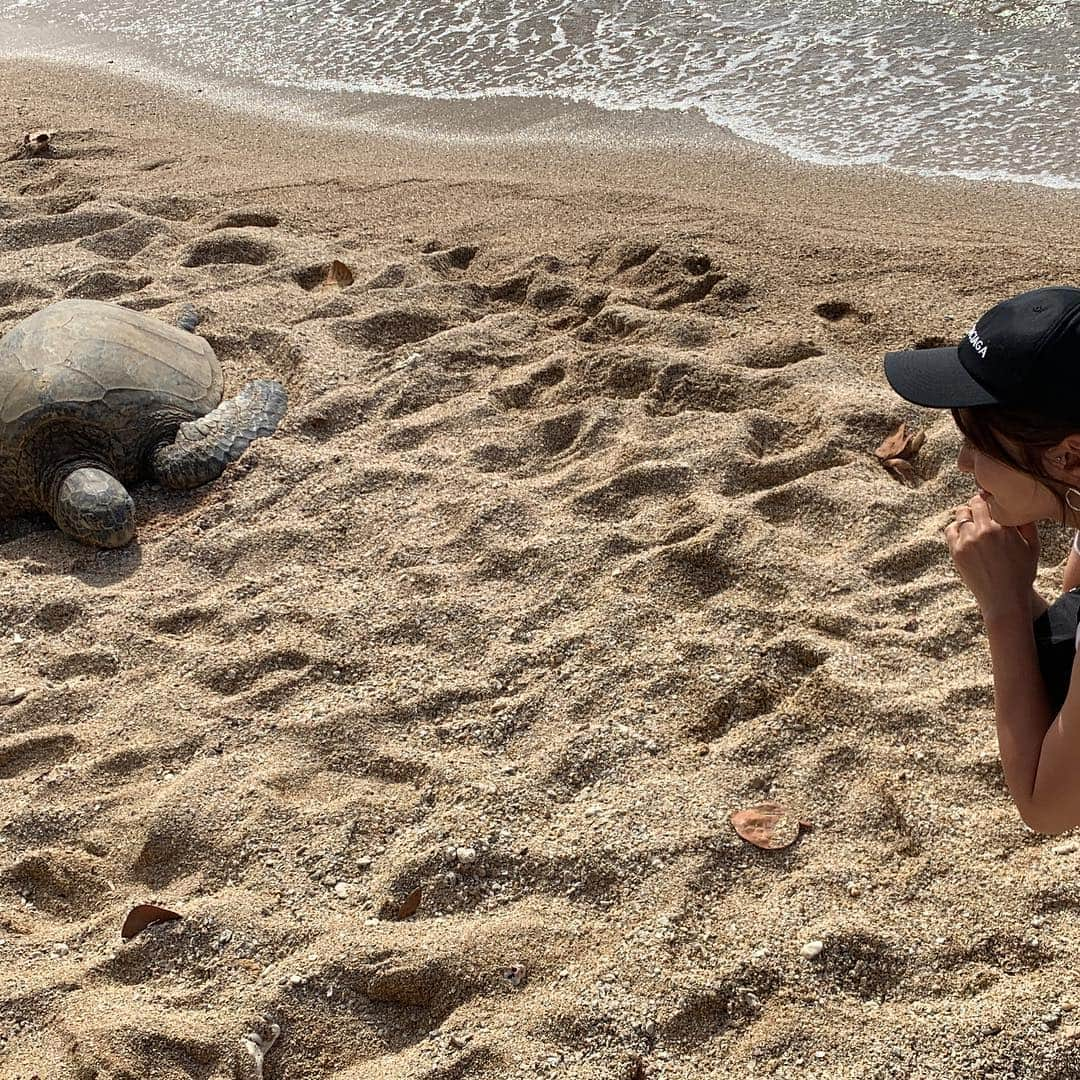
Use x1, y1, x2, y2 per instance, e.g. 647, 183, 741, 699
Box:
3, 55, 1080, 1080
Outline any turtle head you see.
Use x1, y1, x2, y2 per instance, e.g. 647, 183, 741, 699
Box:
52, 467, 136, 548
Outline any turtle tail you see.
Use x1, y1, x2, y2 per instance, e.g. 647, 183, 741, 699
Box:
151, 379, 287, 491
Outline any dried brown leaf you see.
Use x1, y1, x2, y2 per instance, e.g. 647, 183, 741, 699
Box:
121, 903, 181, 940
885, 457, 918, 486
397, 886, 422, 919
323, 259, 355, 288
874, 422, 910, 461
875, 422, 926, 464
730, 802, 807, 850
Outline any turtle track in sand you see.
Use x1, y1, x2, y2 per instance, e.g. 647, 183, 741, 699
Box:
1, 123, 1079, 1080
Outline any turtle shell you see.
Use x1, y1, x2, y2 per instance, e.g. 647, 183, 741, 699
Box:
0, 300, 222, 502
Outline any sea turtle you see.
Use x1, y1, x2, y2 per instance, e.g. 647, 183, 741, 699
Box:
0, 298, 287, 548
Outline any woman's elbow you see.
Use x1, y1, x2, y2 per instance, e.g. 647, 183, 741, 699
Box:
1021, 804, 1078, 836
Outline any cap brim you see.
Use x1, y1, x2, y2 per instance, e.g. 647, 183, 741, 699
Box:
884, 346, 999, 409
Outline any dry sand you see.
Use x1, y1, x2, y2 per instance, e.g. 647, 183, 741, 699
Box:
3, 55, 1080, 1080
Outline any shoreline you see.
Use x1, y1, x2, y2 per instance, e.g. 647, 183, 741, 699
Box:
2, 24, 1079, 192
5, 53, 1080, 226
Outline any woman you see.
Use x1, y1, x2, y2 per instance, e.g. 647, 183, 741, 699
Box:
885, 286, 1080, 836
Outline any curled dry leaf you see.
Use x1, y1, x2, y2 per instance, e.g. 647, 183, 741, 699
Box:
121, 903, 182, 940
884, 457, 918, 486
874, 422, 911, 462
323, 260, 355, 288
875, 423, 925, 485
396, 886, 422, 919
730, 802, 811, 850
874, 422, 925, 463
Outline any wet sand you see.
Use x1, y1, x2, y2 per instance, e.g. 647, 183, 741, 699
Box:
2, 55, 1080, 1080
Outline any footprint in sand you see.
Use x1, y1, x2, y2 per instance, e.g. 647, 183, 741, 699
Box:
0, 205, 133, 251
419, 239, 478, 274
62, 267, 153, 300
0, 278, 53, 307
813, 299, 872, 323
79, 216, 168, 258
0, 731, 75, 780
366, 262, 410, 289
489, 358, 566, 409
209, 207, 280, 230
739, 339, 824, 369
589, 238, 750, 310
180, 230, 278, 267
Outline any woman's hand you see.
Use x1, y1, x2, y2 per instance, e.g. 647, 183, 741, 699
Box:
944, 493, 1040, 619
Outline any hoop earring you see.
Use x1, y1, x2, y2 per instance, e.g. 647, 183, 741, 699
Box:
1067, 488, 1080, 513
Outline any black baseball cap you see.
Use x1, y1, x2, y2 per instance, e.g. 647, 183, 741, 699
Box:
884, 286, 1080, 421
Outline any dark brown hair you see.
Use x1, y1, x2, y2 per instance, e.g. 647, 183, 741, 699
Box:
951, 406, 1078, 523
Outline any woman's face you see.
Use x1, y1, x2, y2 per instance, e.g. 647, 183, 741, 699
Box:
956, 437, 1064, 526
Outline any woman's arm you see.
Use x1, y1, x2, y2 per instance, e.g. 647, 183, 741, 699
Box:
1024, 648, 1080, 834
983, 600, 1058, 830
1064, 531, 1080, 592
996, 551, 1080, 833
944, 498, 1080, 832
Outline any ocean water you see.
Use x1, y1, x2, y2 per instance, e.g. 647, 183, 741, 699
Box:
1, 0, 1077, 187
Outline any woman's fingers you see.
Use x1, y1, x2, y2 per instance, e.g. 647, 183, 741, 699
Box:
968, 493, 993, 522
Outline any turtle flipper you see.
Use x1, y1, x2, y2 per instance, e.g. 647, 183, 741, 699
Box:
151, 379, 287, 491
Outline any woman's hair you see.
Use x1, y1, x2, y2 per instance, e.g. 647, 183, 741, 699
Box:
951, 406, 1077, 522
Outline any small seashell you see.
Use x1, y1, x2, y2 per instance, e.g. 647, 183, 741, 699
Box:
502, 962, 528, 988
801, 939, 824, 959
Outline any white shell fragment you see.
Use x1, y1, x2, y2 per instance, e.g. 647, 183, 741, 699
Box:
242, 1014, 281, 1080
502, 962, 528, 988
